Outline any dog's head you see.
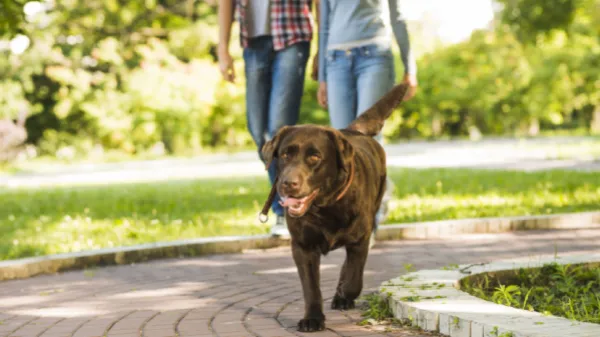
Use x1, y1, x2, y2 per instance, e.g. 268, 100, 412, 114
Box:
260, 82, 409, 218
262, 126, 353, 217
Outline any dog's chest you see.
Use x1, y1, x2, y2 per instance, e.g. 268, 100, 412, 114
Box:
293, 216, 357, 254
306, 220, 361, 254
320, 229, 354, 252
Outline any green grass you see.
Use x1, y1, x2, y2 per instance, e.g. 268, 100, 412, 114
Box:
1, 168, 600, 260
461, 262, 600, 324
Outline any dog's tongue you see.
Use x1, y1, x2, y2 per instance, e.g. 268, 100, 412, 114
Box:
279, 196, 306, 208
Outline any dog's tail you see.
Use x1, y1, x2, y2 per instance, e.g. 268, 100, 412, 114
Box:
345, 83, 409, 137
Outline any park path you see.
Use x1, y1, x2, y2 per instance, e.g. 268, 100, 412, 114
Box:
1, 136, 599, 188
1, 229, 600, 337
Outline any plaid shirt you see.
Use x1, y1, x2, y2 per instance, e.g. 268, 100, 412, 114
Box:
235, 0, 314, 51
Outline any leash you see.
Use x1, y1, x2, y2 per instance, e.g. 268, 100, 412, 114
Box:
258, 160, 355, 223
259, 176, 279, 223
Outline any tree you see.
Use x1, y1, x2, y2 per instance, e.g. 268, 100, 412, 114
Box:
0, 0, 27, 37
1, 0, 247, 157
496, 0, 600, 43
495, 0, 579, 43
495, 0, 600, 134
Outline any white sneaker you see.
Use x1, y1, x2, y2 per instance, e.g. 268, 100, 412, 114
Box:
369, 232, 376, 249
270, 215, 290, 238
375, 177, 395, 225
372, 178, 395, 249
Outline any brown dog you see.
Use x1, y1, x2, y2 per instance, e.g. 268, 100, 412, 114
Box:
259, 83, 409, 332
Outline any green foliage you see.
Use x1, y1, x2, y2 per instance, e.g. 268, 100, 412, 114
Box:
384, 19, 600, 140
2, 0, 600, 159
1, 0, 249, 158
488, 327, 514, 337
385, 26, 532, 139
360, 293, 394, 322
1, 167, 600, 260
383, 0, 600, 140
496, 0, 579, 43
0, 0, 27, 37
461, 262, 600, 324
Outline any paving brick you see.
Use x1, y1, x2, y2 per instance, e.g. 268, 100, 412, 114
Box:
108, 310, 157, 337
1, 230, 600, 337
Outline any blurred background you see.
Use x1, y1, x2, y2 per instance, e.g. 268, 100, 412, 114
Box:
1, 0, 600, 261
1, 0, 598, 166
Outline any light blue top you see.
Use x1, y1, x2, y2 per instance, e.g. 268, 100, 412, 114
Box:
318, 0, 417, 82
246, 0, 271, 38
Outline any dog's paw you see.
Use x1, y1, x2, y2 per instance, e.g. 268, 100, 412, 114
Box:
297, 318, 325, 332
331, 294, 355, 310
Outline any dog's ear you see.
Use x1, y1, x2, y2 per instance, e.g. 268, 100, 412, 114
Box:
261, 125, 294, 170
346, 83, 409, 137
327, 129, 355, 173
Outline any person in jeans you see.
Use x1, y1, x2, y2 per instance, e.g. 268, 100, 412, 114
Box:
217, 0, 316, 237
316, 0, 418, 247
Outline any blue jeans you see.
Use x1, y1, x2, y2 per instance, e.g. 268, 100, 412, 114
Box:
243, 36, 310, 217
325, 43, 396, 141
325, 43, 396, 229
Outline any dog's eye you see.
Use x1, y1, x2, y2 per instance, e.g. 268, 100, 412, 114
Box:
280, 153, 289, 160
308, 154, 321, 164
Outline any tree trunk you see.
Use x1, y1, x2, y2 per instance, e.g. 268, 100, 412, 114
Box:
528, 118, 540, 137
431, 115, 442, 137
591, 107, 600, 134
468, 125, 482, 141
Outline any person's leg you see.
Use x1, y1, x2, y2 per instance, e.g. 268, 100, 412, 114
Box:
267, 41, 311, 235
355, 44, 396, 140
244, 36, 274, 164
325, 50, 357, 129
354, 44, 397, 248
243, 37, 279, 232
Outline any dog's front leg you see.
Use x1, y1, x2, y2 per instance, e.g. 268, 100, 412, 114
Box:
292, 242, 325, 332
332, 235, 369, 310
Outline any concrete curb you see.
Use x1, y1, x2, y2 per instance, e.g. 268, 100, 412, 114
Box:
380, 254, 600, 337
375, 211, 600, 241
1, 210, 599, 282
0, 235, 285, 282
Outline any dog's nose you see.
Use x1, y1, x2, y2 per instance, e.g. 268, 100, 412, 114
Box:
282, 177, 300, 189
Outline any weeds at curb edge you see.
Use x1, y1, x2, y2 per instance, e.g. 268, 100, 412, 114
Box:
356, 292, 443, 335
489, 326, 514, 337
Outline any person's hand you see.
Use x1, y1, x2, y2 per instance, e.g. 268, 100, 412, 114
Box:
317, 82, 327, 108
218, 48, 235, 83
311, 54, 319, 81
402, 73, 418, 101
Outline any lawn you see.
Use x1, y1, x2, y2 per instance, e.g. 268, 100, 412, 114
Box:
1, 168, 600, 260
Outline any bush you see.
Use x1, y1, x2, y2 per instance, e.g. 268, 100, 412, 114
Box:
1, 14, 257, 158
383, 24, 600, 141
1, 0, 599, 160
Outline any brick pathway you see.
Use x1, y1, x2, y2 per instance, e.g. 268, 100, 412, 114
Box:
1, 229, 599, 337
